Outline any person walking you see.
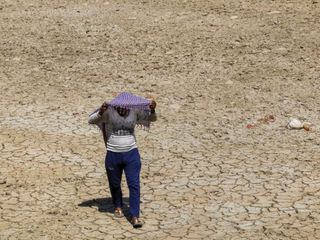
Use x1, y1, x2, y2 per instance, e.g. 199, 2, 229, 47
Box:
88, 92, 157, 228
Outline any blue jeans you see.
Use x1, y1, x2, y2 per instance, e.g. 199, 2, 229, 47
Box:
105, 148, 141, 217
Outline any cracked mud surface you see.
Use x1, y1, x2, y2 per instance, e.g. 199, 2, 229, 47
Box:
1, 0, 320, 239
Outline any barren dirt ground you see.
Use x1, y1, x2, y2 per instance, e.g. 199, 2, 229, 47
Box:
1, 0, 320, 239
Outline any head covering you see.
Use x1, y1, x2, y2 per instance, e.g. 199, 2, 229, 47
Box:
109, 92, 151, 110
90, 92, 153, 131
108, 92, 152, 129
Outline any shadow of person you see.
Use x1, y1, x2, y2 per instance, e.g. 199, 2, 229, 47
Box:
78, 197, 130, 215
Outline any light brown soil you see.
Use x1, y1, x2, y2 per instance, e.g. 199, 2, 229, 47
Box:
1, 0, 320, 239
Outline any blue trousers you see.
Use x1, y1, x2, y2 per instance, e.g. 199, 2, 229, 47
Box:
105, 148, 141, 217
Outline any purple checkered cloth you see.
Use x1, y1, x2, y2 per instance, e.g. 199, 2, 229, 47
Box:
108, 92, 151, 110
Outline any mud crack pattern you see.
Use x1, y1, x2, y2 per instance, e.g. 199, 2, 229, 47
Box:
1, 0, 320, 239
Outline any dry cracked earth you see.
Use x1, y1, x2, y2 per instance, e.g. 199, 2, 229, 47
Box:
1, 0, 320, 239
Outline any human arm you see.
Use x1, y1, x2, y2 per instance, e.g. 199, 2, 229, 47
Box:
136, 100, 157, 123
149, 100, 157, 122
88, 102, 109, 124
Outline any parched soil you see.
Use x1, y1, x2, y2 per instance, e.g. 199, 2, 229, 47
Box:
1, 0, 320, 239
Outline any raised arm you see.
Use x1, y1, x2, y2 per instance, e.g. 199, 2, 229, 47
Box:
149, 100, 157, 122
88, 102, 109, 124
136, 100, 157, 123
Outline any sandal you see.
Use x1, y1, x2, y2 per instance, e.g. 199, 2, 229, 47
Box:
130, 217, 143, 228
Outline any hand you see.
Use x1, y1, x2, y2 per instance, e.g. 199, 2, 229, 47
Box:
99, 102, 108, 115
149, 100, 157, 110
